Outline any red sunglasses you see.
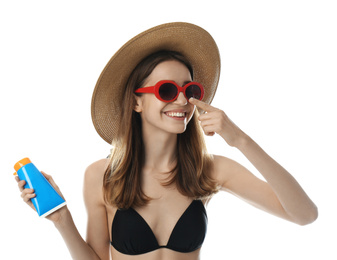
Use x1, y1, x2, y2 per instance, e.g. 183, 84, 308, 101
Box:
134, 80, 204, 102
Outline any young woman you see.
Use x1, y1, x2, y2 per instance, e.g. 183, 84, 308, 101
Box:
16, 22, 318, 260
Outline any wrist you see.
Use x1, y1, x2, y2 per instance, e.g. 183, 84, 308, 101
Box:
53, 206, 72, 229
234, 133, 253, 150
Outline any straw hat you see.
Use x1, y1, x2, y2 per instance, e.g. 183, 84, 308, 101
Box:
91, 22, 221, 144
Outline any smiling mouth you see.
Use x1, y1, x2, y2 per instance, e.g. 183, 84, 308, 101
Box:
164, 112, 187, 118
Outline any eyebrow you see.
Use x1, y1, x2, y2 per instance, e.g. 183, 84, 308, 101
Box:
172, 80, 192, 86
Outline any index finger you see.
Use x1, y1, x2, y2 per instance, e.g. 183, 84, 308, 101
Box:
189, 97, 217, 112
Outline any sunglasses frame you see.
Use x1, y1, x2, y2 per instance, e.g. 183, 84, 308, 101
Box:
134, 80, 204, 102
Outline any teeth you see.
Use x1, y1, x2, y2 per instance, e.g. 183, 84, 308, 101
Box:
166, 112, 185, 117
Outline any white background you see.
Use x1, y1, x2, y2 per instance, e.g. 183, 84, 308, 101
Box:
1, 1, 336, 259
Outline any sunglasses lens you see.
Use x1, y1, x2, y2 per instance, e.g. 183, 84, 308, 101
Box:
186, 84, 202, 100
159, 83, 178, 101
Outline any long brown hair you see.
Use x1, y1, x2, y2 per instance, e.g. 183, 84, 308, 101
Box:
103, 51, 219, 209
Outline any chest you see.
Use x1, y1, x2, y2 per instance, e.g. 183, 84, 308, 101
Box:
106, 174, 208, 255
108, 185, 193, 243
135, 193, 192, 243
110, 198, 207, 255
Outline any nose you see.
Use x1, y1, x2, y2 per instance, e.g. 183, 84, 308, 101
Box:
173, 92, 188, 105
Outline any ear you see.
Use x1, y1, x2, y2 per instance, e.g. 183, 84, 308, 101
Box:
133, 94, 143, 113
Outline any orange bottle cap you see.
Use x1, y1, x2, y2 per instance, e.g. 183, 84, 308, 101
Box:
14, 157, 32, 172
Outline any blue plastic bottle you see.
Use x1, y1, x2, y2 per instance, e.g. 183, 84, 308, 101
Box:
14, 158, 67, 217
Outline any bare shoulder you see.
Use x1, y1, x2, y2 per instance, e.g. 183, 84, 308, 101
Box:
83, 158, 110, 205
212, 154, 235, 167
211, 154, 250, 187
85, 158, 110, 181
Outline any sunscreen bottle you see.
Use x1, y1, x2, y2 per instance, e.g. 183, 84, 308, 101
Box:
14, 158, 67, 217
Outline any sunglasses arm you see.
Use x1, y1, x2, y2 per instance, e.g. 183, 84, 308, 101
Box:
135, 86, 155, 94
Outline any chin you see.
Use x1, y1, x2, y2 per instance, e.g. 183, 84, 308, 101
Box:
169, 125, 187, 134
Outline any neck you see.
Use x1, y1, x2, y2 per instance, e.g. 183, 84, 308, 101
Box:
141, 129, 178, 172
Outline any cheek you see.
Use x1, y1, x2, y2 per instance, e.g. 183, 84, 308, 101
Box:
141, 96, 166, 116
186, 105, 196, 123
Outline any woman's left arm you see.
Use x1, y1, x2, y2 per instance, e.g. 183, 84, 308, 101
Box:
189, 98, 318, 225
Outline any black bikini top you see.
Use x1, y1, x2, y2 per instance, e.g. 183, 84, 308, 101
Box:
110, 200, 207, 255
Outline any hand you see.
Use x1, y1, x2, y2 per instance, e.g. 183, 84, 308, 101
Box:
15, 171, 68, 223
189, 97, 247, 147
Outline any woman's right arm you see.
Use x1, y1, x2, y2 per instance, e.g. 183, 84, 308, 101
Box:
82, 159, 111, 259
55, 158, 111, 259
16, 159, 111, 260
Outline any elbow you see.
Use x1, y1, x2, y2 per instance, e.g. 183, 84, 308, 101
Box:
295, 206, 319, 226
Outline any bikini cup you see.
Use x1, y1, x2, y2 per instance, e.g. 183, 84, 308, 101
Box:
110, 200, 207, 255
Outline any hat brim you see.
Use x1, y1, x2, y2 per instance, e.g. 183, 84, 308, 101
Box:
91, 22, 221, 144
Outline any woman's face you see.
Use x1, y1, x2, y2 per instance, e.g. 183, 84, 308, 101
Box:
134, 60, 196, 135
